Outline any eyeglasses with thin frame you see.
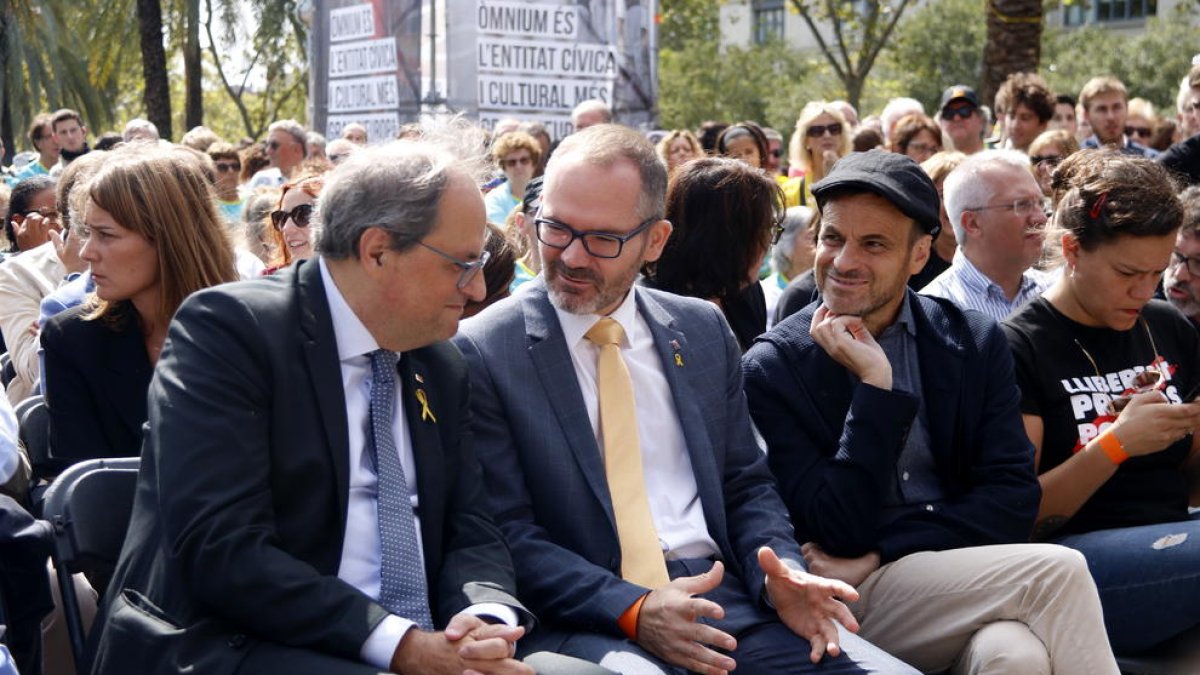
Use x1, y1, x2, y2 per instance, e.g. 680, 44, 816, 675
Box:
967, 197, 1043, 218
534, 212, 657, 259
941, 106, 976, 121
415, 241, 491, 289
270, 203, 314, 231
1170, 249, 1200, 277
806, 123, 843, 138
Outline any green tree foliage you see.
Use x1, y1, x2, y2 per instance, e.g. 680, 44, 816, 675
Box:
1042, 4, 1200, 111
877, 0, 986, 113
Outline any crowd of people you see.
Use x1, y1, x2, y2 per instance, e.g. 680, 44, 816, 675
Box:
0, 61, 1195, 675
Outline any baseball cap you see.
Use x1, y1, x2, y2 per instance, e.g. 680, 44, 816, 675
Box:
810, 150, 942, 238
940, 85, 981, 112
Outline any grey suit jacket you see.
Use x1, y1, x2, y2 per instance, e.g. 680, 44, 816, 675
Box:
454, 280, 803, 636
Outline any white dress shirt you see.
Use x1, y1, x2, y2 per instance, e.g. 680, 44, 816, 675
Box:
554, 287, 719, 561
320, 259, 514, 669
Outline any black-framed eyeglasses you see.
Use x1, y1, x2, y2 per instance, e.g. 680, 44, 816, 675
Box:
806, 123, 843, 138
941, 106, 976, 121
967, 197, 1043, 218
1030, 154, 1063, 168
270, 203, 314, 230
534, 213, 657, 259
1170, 249, 1200, 277
415, 241, 491, 289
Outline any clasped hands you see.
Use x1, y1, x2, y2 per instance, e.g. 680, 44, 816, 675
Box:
635, 547, 860, 675
390, 613, 531, 675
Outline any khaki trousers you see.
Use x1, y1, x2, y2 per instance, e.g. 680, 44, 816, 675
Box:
849, 543, 1119, 675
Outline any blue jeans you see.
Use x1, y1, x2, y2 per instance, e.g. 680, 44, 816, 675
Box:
1053, 514, 1200, 654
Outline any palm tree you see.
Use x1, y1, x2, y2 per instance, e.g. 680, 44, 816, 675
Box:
0, 0, 111, 154
137, 0, 173, 139
981, 0, 1043, 106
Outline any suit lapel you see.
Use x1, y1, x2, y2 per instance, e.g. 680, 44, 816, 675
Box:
296, 260, 352, 522
523, 284, 616, 526
104, 316, 154, 434
636, 293, 726, 534
913, 296, 965, 470
398, 351, 444, 565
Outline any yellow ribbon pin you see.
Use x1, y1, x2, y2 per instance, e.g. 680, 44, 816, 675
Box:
415, 389, 437, 423
674, 353, 684, 367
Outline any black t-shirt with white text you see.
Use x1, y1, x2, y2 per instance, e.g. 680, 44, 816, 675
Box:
1003, 298, 1198, 535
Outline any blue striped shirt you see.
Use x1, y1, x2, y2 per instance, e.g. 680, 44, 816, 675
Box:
920, 250, 1054, 322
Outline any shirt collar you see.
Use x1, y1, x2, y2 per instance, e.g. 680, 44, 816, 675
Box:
953, 249, 1042, 297
319, 257, 384, 362
554, 285, 641, 350
880, 291, 917, 338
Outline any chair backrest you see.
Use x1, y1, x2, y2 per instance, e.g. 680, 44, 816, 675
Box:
40, 457, 140, 671
0, 353, 11, 388
16, 396, 52, 483
41, 457, 140, 593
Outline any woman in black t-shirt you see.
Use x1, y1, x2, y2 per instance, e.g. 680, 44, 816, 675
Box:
1003, 151, 1200, 654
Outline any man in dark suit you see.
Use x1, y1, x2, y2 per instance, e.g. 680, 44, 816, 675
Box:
455, 125, 916, 674
89, 137, 539, 674
742, 150, 1119, 675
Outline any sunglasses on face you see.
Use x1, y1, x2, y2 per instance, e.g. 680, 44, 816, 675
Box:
941, 106, 976, 121
1124, 126, 1152, 139
215, 162, 241, 173
1031, 154, 1063, 167
502, 156, 532, 169
270, 203, 314, 230
806, 123, 843, 138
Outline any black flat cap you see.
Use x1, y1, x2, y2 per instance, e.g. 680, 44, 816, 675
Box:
811, 149, 942, 238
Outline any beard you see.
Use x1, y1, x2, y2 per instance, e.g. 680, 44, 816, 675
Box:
544, 257, 640, 316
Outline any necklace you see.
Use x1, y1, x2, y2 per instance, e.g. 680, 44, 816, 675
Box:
1066, 313, 1162, 416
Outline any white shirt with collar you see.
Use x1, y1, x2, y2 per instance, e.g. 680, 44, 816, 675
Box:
553, 286, 719, 562
920, 249, 1056, 323
319, 258, 514, 669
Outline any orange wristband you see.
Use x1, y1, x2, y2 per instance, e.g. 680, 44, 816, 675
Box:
1096, 429, 1129, 465
617, 593, 648, 640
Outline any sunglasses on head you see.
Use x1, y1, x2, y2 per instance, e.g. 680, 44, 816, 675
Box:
270, 203, 314, 230
806, 123, 843, 138
941, 106, 976, 121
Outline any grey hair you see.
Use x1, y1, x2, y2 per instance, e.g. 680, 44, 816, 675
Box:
545, 124, 666, 222
571, 99, 613, 126
881, 97, 924, 143
317, 119, 490, 260
268, 119, 308, 155
122, 118, 159, 142
771, 205, 813, 277
943, 149, 1032, 245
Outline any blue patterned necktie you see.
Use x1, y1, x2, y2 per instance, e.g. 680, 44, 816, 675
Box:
368, 349, 434, 630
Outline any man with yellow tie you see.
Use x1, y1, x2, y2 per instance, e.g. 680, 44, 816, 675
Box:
455, 124, 917, 675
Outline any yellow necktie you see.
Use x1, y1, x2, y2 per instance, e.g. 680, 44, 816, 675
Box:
584, 318, 669, 588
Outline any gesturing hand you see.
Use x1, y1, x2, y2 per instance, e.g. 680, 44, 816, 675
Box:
759, 546, 860, 664
636, 561, 737, 675
13, 211, 56, 252
50, 228, 86, 275
810, 305, 892, 389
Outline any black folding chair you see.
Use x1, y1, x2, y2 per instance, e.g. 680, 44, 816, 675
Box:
16, 396, 56, 510
40, 457, 140, 672
0, 354, 12, 389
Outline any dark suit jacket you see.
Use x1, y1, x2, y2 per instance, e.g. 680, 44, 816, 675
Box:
742, 291, 1040, 564
454, 280, 804, 636
41, 304, 151, 462
89, 260, 528, 675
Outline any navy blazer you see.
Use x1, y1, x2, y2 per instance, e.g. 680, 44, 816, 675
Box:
41, 304, 152, 462
455, 280, 804, 636
742, 291, 1039, 563
89, 260, 528, 675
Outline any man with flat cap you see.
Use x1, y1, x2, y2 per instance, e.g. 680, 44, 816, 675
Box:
742, 150, 1121, 675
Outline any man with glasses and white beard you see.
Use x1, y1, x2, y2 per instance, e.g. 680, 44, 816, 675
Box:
921, 150, 1053, 322
1163, 186, 1200, 329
